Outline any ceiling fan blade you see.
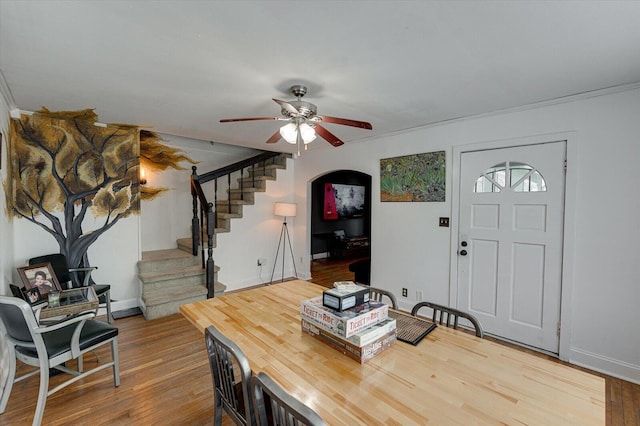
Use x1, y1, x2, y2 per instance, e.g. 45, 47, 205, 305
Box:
220, 116, 281, 123
272, 98, 300, 115
314, 124, 344, 147
316, 115, 372, 130
265, 130, 281, 144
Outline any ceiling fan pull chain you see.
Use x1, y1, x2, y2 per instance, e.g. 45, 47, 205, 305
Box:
296, 122, 302, 156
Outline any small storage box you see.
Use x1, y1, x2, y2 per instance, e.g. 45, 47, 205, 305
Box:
323, 283, 370, 311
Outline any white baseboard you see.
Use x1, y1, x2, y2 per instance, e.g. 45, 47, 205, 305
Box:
296, 272, 312, 280
570, 347, 640, 385
312, 252, 329, 261
98, 297, 139, 317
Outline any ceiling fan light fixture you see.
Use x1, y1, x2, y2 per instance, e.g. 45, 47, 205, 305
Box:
279, 122, 298, 144
280, 121, 317, 144
299, 122, 317, 144
220, 85, 372, 151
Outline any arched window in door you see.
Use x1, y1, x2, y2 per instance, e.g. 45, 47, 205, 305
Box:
473, 161, 547, 193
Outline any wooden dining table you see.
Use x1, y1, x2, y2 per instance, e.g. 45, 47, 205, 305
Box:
180, 280, 604, 425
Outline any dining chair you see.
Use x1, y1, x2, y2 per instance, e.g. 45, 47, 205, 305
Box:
205, 325, 255, 426
368, 287, 398, 309
28, 253, 112, 323
249, 371, 327, 426
411, 301, 484, 338
0, 296, 119, 426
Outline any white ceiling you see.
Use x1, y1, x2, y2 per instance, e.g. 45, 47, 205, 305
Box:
2, 1, 640, 155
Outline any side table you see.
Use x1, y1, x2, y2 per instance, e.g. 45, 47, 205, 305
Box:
39, 287, 99, 320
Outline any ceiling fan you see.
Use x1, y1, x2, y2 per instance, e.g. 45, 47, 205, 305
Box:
220, 85, 372, 155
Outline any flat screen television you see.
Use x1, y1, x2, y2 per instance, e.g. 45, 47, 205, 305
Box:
323, 183, 365, 220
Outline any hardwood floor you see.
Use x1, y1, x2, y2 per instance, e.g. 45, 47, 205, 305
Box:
0, 258, 637, 425
308, 255, 369, 288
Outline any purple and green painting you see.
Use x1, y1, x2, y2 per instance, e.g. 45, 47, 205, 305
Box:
380, 151, 445, 202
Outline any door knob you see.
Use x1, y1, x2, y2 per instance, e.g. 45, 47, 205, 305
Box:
459, 250, 468, 256
461, 241, 468, 247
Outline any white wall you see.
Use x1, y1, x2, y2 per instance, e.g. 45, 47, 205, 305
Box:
213, 156, 297, 290
3, 88, 637, 384
293, 87, 640, 384
140, 135, 260, 251
0, 85, 13, 402
0, 99, 12, 294
140, 134, 297, 291
2, 112, 144, 304
4, 125, 293, 306
11, 208, 142, 304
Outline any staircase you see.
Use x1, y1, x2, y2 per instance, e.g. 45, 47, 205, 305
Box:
137, 153, 290, 320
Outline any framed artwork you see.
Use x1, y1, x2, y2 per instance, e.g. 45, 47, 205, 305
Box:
323, 183, 366, 220
23, 287, 44, 305
380, 151, 446, 202
9, 283, 24, 298
17, 262, 62, 299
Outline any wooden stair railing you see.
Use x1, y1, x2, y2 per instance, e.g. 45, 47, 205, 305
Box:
190, 151, 282, 298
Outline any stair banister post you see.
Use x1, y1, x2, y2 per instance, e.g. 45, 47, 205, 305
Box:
252, 163, 256, 189
206, 202, 215, 298
190, 166, 200, 257
214, 178, 218, 235
200, 203, 205, 269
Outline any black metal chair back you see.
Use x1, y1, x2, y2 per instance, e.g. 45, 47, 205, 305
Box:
411, 301, 484, 338
28, 253, 112, 322
369, 287, 398, 309
205, 325, 254, 426
250, 372, 327, 426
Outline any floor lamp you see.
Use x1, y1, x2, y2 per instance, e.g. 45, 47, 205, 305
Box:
270, 202, 298, 284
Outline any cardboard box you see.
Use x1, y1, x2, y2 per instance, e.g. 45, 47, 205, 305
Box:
302, 319, 396, 363
303, 315, 396, 347
345, 317, 397, 347
322, 283, 370, 311
300, 296, 388, 338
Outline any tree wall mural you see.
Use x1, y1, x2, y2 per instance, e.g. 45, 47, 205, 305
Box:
5, 108, 194, 279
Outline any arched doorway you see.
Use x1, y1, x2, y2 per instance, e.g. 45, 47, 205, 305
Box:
309, 170, 372, 283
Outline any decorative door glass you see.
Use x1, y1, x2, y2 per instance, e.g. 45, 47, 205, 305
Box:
473, 161, 546, 193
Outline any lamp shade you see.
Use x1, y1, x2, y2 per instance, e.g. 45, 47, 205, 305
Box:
279, 123, 298, 144
279, 122, 317, 144
298, 122, 317, 144
274, 202, 297, 217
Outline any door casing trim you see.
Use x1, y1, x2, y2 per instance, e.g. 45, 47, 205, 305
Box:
449, 132, 577, 361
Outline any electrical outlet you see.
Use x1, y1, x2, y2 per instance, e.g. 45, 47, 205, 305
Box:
402, 288, 408, 297
416, 290, 423, 301
257, 258, 267, 266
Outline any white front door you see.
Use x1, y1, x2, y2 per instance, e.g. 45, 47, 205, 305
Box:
457, 142, 566, 353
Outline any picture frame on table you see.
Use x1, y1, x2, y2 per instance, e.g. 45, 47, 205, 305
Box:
23, 287, 44, 305
9, 283, 24, 298
17, 262, 62, 299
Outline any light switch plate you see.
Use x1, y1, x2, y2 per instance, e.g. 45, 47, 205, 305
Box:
439, 217, 450, 227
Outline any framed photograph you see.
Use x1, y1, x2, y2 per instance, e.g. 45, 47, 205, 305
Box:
17, 262, 62, 299
23, 287, 44, 305
9, 283, 24, 298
